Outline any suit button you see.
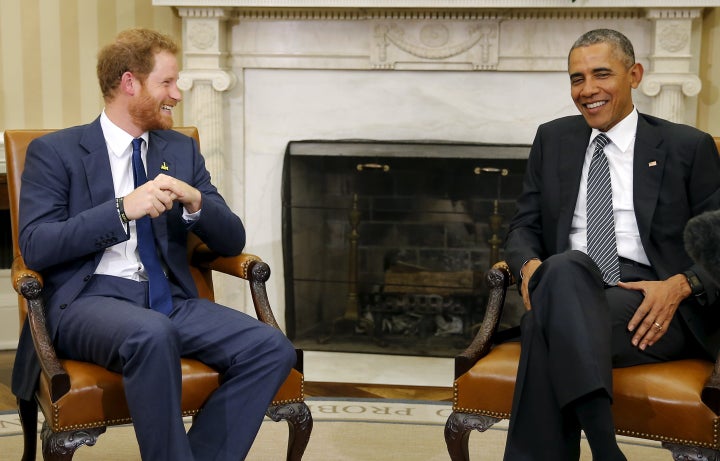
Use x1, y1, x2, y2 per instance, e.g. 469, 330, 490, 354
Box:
84, 275, 92, 282
59, 304, 67, 309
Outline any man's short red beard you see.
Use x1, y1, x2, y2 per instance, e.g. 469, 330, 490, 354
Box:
129, 87, 174, 132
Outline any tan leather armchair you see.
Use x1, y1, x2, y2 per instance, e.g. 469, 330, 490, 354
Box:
5, 128, 312, 461
444, 138, 720, 461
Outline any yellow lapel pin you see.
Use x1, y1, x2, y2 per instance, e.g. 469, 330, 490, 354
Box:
161, 162, 169, 171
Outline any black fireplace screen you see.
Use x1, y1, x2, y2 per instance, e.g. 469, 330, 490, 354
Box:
282, 140, 527, 357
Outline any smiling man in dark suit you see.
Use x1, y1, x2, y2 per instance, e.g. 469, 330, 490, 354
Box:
12, 28, 296, 461
503, 29, 720, 460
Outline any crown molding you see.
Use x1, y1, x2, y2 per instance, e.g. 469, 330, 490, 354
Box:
153, 0, 720, 7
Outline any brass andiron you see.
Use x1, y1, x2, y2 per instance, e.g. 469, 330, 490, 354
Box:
320, 162, 389, 342
344, 193, 360, 322
488, 199, 503, 266
474, 166, 508, 267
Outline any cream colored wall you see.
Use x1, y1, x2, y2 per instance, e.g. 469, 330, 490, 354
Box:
0, 0, 182, 131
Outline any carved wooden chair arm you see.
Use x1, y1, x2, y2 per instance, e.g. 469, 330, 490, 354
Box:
454, 261, 513, 379
190, 244, 281, 330
11, 256, 70, 402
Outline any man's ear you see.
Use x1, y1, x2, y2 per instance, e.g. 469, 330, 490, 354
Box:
120, 71, 137, 96
629, 62, 644, 89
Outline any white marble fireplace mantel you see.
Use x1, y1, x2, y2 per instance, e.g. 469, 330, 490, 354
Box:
154, 0, 715, 330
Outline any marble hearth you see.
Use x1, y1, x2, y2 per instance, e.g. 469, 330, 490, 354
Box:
153, 0, 713, 334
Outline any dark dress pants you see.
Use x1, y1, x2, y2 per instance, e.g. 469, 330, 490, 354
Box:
503, 250, 702, 461
54, 274, 297, 461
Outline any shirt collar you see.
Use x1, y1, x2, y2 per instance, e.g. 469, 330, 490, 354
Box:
100, 110, 149, 157
590, 107, 638, 152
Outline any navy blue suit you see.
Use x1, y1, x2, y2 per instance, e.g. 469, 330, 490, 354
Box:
503, 113, 720, 459
12, 118, 296, 460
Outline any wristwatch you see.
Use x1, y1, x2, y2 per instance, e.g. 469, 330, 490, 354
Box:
683, 270, 705, 298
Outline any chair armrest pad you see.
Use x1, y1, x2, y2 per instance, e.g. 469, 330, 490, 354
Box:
190, 244, 263, 281
11, 255, 43, 293
191, 244, 281, 329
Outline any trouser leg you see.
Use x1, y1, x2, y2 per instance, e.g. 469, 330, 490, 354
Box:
504, 251, 612, 461
503, 309, 582, 461
171, 298, 297, 461
55, 275, 193, 461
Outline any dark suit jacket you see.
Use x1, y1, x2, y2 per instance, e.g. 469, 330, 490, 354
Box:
12, 118, 246, 401
504, 112, 720, 357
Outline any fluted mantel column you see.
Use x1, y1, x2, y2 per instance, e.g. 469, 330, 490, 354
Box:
176, 7, 236, 194
176, 7, 239, 308
641, 8, 702, 124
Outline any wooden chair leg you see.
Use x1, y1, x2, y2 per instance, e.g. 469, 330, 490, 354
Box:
267, 401, 313, 461
444, 411, 501, 461
18, 398, 38, 461
662, 442, 720, 460
40, 422, 106, 461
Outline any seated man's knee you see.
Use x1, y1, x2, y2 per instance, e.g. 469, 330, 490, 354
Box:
123, 313, 180, 357
265, 327, 297, 370
537, 250, 597, 281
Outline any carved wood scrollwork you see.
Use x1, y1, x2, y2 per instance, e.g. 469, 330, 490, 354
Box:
40, 422, 106, 460
444, 411, 501, 439
662, 442, 720, 461
21, 277, 71, 401
250, 260, 271, 284
248, 260, 279, 328
266, 402, 313, 460
266, 401, 313, 430
445, 411, 502, 461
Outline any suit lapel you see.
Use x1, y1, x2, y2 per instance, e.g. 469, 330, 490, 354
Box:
633, 116, 665, 242
79, 119, 115, 208
556, 124, 591, 252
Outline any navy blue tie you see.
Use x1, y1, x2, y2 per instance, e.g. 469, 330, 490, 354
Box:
131, 138, 173, 315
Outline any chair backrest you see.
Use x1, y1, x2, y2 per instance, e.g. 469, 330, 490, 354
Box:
4, 126, 203, 325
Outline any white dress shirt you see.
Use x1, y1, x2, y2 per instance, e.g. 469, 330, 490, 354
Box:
95, 112, 149, 281
569, 108, 651, 266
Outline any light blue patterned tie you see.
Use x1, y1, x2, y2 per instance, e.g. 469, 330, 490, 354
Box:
586, 133, 620, 285
131, 138, 173, 315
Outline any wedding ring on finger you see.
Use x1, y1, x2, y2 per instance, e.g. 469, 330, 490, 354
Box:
654, 321, 663, 332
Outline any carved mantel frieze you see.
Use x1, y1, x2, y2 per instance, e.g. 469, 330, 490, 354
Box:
372, 19, 500, 70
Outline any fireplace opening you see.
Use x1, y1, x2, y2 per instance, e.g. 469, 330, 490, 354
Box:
282, 140, 528, 357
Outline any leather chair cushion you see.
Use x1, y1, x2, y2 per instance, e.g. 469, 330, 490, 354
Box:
454, 341, 719, 448
38, 358, 303, 432
613, 359, 717, 447
454, 341, 519, 419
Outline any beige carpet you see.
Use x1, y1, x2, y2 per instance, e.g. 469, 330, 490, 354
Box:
0, 399, 670, 460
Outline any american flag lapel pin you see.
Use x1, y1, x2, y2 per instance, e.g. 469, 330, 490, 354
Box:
161, 161, 170, 171
648, 161, 657, 167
